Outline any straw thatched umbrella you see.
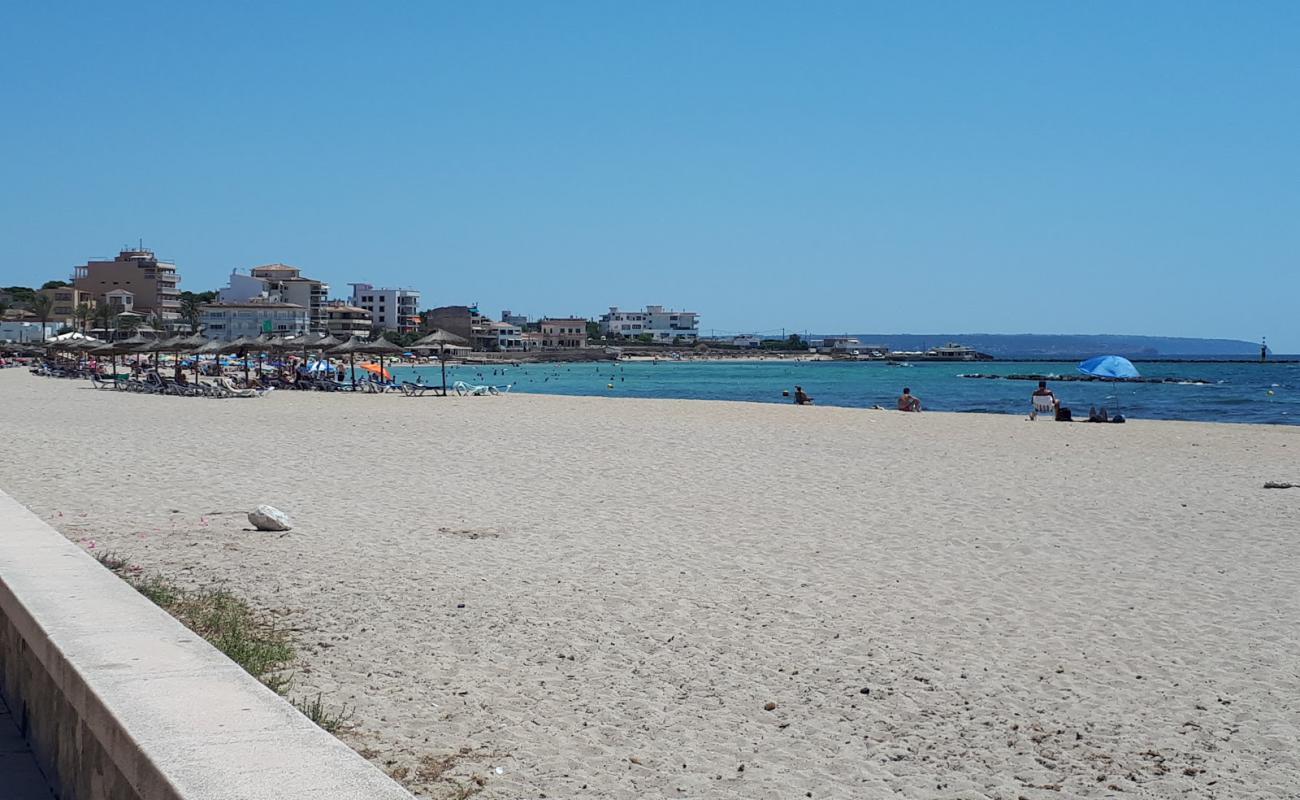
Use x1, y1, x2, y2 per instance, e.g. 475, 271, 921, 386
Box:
192, 338, 225, 378
220, 336, 264, 384
175, 333, 210, 381
328, 336, 402, 387
411, 329, 470, 395
293, 334, 342, 380
361, 336, 404, 386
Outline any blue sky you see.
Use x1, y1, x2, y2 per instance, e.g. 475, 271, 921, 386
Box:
2, 2, 1297, 348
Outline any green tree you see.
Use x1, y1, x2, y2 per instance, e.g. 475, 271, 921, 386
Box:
179, 294, 204, 332
116, 314, 142, 334
636, 333, 654, 344
2, 286, 36, 307
586, 321, 602, 340
74, 302, 93, 334
786, 333, 806, 349
30, 294, 54, 340
92, 304, 112, 335
41, 280, 70, 290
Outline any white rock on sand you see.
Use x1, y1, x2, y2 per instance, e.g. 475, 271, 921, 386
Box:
1, 368, 1298, 799
248, 505, 292, 532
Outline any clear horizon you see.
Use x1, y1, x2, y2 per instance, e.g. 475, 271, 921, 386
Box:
2, 2, 1296, 349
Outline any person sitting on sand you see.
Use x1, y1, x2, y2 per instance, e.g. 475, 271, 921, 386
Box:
794, 385, 813, 405
1033, 380, 1072, 421
897, 387, 922, 412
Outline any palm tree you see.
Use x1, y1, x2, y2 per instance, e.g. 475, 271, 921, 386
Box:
30, 294, 54, 341
117, 313, 142, 334
92, 304, 112, 338
180, 294, 203, 332
74, 302, 93, 334
148, 310, 169, 335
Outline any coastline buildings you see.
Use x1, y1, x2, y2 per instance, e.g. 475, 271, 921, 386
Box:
219, 265, 329, 331
72, 248, 182, 325
488, 321, 523, 351
423, 306, 491, 347
323, 302, 372, 339
198, 300, 309, 341
36, 286, 96, 328
349, 284, 420, 334
600, 305, 699, 343
540, 318, 588, 349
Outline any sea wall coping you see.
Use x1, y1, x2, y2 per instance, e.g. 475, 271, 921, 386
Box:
0, 489, 414, 800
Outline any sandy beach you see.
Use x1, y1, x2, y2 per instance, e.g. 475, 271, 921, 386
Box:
2, 367, 1298, 799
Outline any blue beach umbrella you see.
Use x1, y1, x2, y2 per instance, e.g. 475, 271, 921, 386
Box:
1078, 355, 1140, 380
1079, 355, 1139, 417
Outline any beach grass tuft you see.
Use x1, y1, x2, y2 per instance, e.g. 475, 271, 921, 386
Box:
292, 692, 354, 733
93, 553, 350, 733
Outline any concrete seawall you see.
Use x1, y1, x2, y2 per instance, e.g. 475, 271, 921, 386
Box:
0, 489, 414, 800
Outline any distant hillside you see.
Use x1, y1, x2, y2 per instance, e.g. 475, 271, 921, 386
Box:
825, 334, 1264, 358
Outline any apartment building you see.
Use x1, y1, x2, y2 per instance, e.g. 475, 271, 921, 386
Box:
199, 301, 309, 341
323, 302, 373, 339
72, 247, 182, 324
36, 286, 96, 327
599, 305, 699, 342
218, 264, 330, 332
540, 318, 588, 349
349, 284, 421, 333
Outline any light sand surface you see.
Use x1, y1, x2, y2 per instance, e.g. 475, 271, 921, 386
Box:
2, 368, 1298, 799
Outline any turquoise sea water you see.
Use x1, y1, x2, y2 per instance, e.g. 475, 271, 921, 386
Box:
391, 359, 1300, 426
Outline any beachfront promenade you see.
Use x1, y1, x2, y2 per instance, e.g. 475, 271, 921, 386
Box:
1, 367, 1298, 798
0, 487, 415, 799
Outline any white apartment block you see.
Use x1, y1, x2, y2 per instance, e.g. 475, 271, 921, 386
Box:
599, 305, 699, 342
199, 301, 310, 341
349, 283, 421, 333
218, 264, 329, 332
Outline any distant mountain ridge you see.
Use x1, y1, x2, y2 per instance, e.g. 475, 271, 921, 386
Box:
821, 333, 1264, 358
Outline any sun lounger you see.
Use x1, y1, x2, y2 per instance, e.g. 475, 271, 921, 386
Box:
452, 381, 512, 396
216, 376, 269, 398
400, 381, 429, 397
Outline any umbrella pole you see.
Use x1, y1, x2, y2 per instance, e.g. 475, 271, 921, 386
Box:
440, 345, 447, 396
350, 353, 356, 388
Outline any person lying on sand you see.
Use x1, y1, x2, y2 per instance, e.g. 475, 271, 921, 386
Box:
897, 387, 922, 412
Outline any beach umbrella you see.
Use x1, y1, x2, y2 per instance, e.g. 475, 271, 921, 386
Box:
1079, 355, 1140, 416
221, 336, 264, 383
175, 334, 210, 380
129, 335, 179, 375
87, 338, 135, 376
357, 362, 392, 381
329, 336, 401, 387
362, 337, 404, 387
114, 332, 154, 371
1077, 355, 1140, 380
411, 329, 469, 395
327, 336, 366, 387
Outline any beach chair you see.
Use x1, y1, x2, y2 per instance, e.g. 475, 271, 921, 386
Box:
216, 376, 268, 398
1030, 395, 1056, 420
400, 381, 428, 397
89, 374, 116, 390
452, 380, 510, 396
